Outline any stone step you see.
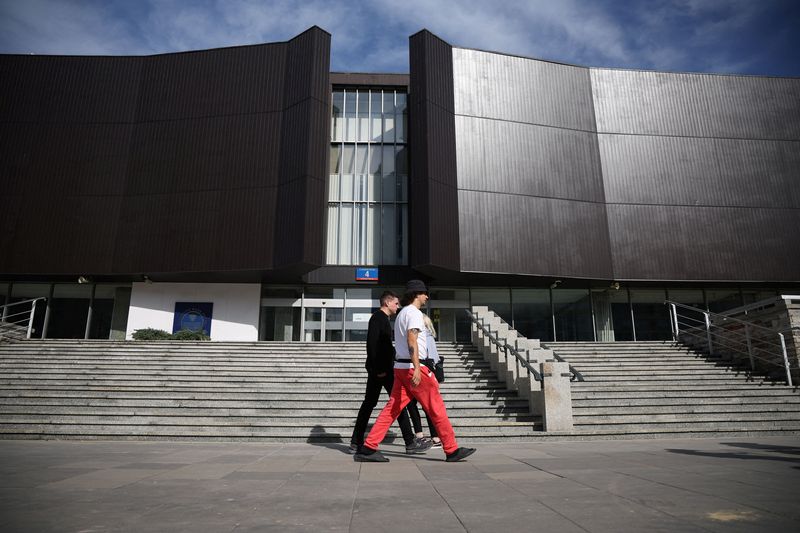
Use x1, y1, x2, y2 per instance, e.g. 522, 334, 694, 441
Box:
572, 420, 800, 431
574, 411, 800, 423
573, 396, 800, 406
573, 404, 800, 415
0, 404, 532, 417
0, 424, 544, 439
0, 387, 527, 405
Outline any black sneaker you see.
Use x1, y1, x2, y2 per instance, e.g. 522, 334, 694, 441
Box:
354, 448, 390, 462
405, 437, 433, 454
446, 447, 476, 462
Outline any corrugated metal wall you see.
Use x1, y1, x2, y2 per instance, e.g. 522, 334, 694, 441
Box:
416, 35, 800, 282
409, 30, 460, 272
451, 47, 612, 278
0, 27, 330, 278
593, 68, 800, 281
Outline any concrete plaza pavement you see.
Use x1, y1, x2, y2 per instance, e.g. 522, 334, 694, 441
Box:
1, 436, 799, 532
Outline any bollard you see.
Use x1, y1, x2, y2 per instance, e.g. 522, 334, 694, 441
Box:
541, 361, 574, 432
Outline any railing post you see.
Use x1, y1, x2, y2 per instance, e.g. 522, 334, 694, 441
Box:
26, 299, 38, 339
704, 312, 714, 356
669, 303, 679, 342
778, 333, 793, 387
745, 325, 755, 371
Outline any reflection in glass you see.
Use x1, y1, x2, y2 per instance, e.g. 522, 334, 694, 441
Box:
553, 289, 593, 341
512, 289, 553, 342
471, 289, 512, 325
630, 289, 670, 340
609, 288, 633, 341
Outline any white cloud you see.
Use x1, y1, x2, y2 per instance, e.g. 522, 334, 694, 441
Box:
0, 0, 791, 75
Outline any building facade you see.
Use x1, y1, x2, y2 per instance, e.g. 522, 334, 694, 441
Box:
1, 27, 798, 343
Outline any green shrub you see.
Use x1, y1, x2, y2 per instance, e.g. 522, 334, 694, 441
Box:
131, 328, 172, 340
171, 329, 211, 341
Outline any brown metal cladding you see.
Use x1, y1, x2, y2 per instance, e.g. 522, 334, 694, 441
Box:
0, 27, 331, 278
408, 30, 460, 272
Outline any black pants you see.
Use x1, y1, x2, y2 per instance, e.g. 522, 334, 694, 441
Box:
351, 371, 415, 447
407, 399, 439, 439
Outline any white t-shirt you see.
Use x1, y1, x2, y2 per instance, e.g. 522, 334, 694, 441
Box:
394, 305, 428, 369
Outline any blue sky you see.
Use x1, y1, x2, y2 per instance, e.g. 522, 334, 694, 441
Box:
1, 0, 798, 76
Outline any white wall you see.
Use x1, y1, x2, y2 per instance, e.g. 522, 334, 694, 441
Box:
126, 283, 260, 341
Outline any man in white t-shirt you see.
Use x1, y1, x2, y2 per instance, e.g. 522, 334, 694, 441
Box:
355, 279, 476, 463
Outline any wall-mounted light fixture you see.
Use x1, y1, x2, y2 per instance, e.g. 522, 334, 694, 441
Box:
550, 280, 562, 289
143, 275, 153, 284
610, 282, 620, 290
77, 276, 90, 284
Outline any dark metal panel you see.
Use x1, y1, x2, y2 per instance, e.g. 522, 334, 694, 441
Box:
112, 187, 276, 274
455, 116, 604, 202
592, 69, 800, 139
452, 48, 595, 132
123, 113, 283, 195
600, 134, 800, 208
330, 72, 409, 87
273, 27, 330, 269
409, 30, 460, 272
1, 30, 330, 278
607, 205, 800, 281
0, 55, 141, 124
458, 191, 613, 278
136, 44, 287, 122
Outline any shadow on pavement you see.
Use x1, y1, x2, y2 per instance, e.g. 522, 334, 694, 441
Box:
666, 442, 800, 468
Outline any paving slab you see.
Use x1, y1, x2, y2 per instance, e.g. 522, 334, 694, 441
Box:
0, 436, 798, 532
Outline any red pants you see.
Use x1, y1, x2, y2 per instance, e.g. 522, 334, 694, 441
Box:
364, 366, 458, 454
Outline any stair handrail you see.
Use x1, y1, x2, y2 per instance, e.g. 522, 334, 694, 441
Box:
465, 309, 542, 381
466, 309, 584, 383
0, 298, 46, 340
666, 300, 796, 386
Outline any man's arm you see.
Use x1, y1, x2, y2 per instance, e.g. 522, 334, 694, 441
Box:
408, 328, 422, 386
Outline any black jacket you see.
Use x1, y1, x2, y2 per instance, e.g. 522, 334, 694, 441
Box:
365, 310, 394, 375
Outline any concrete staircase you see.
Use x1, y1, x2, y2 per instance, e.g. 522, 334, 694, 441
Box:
546, 341, 800, 438
0, 340, 538, 441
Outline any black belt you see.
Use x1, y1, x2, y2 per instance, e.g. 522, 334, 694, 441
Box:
396, 358, 430, 363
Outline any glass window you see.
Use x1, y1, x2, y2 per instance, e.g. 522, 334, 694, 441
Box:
344, 91, 357, 142
331, 91, 344, 142
341, 175, 354, 202
355, 145, 368, 175
370, 92, 383, 142
471, 289, 512, 325
340, 204, 354, 264
369, 145, 381, 175
741, 289, 778, 306
326, 308, 343, 341
553, 289, 593, 341
609, 288, 633, 341
395, 93, 407, 142
382, 145, 395, 176
706, 289, 742, 313
381, 204, 396, 264
326, 204, 339, 264
345, 307, 373, 341
260, 307, 301, 341
630, 289, 671, 341
357, 92, 370, 142
47, 284, 92, 339
512, 289, 553, 342
326, 88, 409, 266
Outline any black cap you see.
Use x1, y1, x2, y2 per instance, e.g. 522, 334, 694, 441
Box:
406, 279, 427, 292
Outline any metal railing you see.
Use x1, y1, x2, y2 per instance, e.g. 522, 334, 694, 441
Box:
0, 298, 46, 341
666, 300, 797, 387
465, 309, 584, 382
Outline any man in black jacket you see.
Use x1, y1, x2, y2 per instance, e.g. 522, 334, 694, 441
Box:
349, 291, 431, 454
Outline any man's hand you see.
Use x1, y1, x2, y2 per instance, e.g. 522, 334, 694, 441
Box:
411, 367, 421, 387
